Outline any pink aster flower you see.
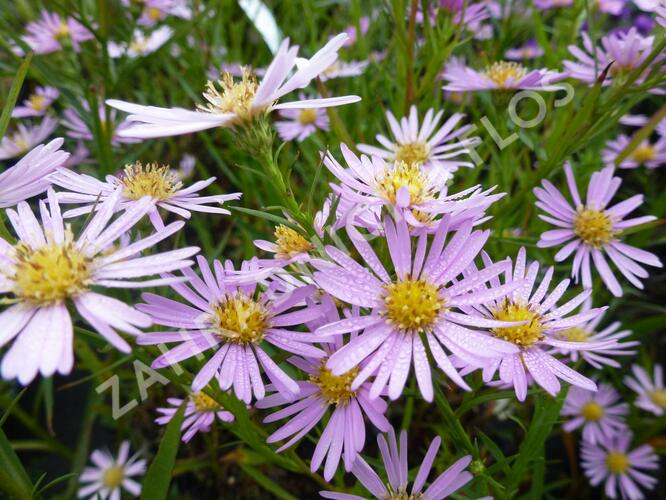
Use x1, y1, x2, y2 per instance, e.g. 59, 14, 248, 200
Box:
341, 17, 370, 46
78, 440, 146, 500
136, 257, 327, 404
108, 26, 173, 59
12, 86, 59, 118
564, 28, 660, 88
441, 59, 566, 92
624, 364, 666, 416
62, 103, 140, 146
602, 134, 666, 169
324, 144, 502, 230
505, 40, 545, 60
551, 299, 638, 369
257, 306, 390, 480
320, 428, 473, 500
155, 393, 234, 443
274, 94, 330, 142
534, 164, 662, 296
313, 214, 522, 402
438, 0, 490, 34
0, 117, 58, 160
0, 138, 69, 208
22, 10, 93, 54
581, 433, 658, 500
562, 384, 628, 445
133, 0, 192, 26
357, 105, 480, 175
106, 34, 360, 139
459, 247, 606, 401
49, 162, 241, 228
0, 189, 198, 385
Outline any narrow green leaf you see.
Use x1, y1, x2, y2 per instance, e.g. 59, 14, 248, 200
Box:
239, 464, 297, 500
0, 388, 28, 428
0, 53, 33, 140
140, 403, 186, 500
0, 426, 34, 500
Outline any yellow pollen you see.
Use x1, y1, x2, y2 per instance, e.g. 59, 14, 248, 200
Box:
484, 61, 528, 87
574, 208, 616, 248
55, 21, 70, 40
12, 235, 90, 305
210, 293, 270, 345
129, 38, 149, 55
298, 108, 318, 125
384, 488, 424, 500
273, 225, 313, 258
120, 162, 182, 201
376, 161, 432, 205
311, 365, 359, 405
581, 401, 604, 421
631, 144, 656, 164
190, 392, 221, 412
198, 69, 260, 122
558, 326, 590, 342
649, 389, 666, 409
383, 278, 443, 333
606, 451, 630, 475
147, 7, 163, 21
12, 135, 30, 152
29, 94, 47, 112
491, 299, 544, 348
395, 142, 430, 166
101, 465, 124, 489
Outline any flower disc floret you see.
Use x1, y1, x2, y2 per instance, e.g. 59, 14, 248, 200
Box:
198, 69, 259, 121
581, 401, 604, 421
485, 61, 528, 87
395, 141, 430, 166
491, 299, 544, 347
274, 225, 314, 258
382, 278, 443, 332
311, 365, 359, 405
376, 161, 431, 205
121, 162, 182, 200
210, 293, 270, 345
574, 208, 616, 247
13, 238, 90, 304
606, 451, 630, 474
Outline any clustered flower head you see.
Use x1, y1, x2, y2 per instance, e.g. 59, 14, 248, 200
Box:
3, 5, 664, 499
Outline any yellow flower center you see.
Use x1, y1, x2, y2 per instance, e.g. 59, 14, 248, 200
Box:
12, 135, 30, 152
12, 237, 90, 305
491, 300, 544, 348
581, 401, 604, 421
606, 451, 630, 475
209, 293, 270, 345
147, 7, 163, 21
101, 465, 124, 489
376, 161, 431, 205
631, 144, 656, 163
557, 326, 590, 342
29, 94, 47, 112
311, 365, 359, 405
129, 38, 149, 55
649, 389, 666, 409
384, 488, 424, 500
198, 69, 260, 122
574, 208, 616, 248
120, 162, 182, 201
189, 392, 221, 412
273, 225, 313, 258
298, 108, 319, 125
485, 61, 528, 87
383, 278, 443, 333
395, 142, 430, 166
55, 21, 70, 40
